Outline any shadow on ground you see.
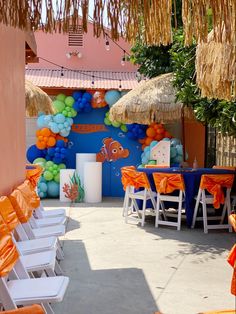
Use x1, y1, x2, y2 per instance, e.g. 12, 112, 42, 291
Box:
54, 239, 159, 314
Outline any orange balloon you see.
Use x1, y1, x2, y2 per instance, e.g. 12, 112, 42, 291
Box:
145, 137, 153, 146
36, 141, 46, 150
155, 134, 163, 141
146, 127, 156, 138
47, 137, 56, 147
56, 135, 68, 143
164, 131, 172, 138
41, 128, 51, 137
36, 130, 41, 137
156, 128, 164, 135
139, 138, 145, 144
156, 123, 163, 129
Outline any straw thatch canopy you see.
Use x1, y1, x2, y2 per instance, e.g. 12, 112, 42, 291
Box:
196, 29, 236, 101
1, 1, 235, 47
25, 80, 55, 117
109, 73, 194, 125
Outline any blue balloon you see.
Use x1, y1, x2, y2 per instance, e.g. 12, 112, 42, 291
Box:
26, 145, 45, 163
72, 91, 83, 100
170, 138, 181, 147
56, 140, 65, 148
83, 92, 92, 101
170, 146, 177, 158
127, 131, 136, 140
54, 114, 66, 124
47, 181, 59, 197
176, 145, 183, 156
47, 147, 55, 156
105, 90, 121, 106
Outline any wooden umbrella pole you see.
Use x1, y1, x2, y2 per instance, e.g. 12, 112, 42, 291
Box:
181, 106, 186, 162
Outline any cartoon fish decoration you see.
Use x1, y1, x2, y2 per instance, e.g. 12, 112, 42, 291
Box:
96, 137, 129, 162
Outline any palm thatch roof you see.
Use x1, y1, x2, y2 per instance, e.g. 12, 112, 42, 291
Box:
25, 80, 55, 117
1, 1, 235, 47
196, 29, 236, 101
109, 73, 194, 125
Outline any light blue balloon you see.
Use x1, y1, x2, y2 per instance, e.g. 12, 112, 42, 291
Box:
173, 155, 183, 163
37, 115, 47, 128
144, 146, 150, 153
64, 122, 69, 127
150, 141, 158, 148
54, 114, 66, 124
67, 118, 74, 125
176, 144, 183, 156
105, 90, 121, 106
50, 122, 60, 134
170, 147, 177, 158
142, 157, 148, 164
170, 138, 181, 147
47, 181, 59, 197
39, 182, 47, 193
58, 123, 64, 130
44, 115, 53, 123
60, 129, 70, 137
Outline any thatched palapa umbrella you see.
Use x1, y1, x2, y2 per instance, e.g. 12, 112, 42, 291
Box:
109, 73, 194, 162
25, 80, 55, 117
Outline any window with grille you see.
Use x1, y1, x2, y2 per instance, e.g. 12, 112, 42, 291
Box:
68, 26, 83, 47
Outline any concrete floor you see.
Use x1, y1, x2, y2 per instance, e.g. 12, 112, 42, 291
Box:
42, 198, 236, 314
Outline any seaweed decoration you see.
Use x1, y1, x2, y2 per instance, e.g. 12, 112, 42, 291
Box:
62, 171, 84, 203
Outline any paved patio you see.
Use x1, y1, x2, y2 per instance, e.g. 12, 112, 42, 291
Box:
42, 198, 235, 314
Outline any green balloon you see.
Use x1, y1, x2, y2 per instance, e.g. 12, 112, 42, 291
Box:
62, 110, 67, 116
66, 107, 70, 112
148, 160, 156, 165
65, 96, 75, 107
120, 124, 128, 132
105, 112, 109, 117
67, 112, 73, 118
56, 94, 66, 102
53, 100, 65, 113
104, 117, 112, 126
54, 173, 60, 183
53, 164, 57, 169
46, 161, 54, 169
52, 170, 58, 175
71, 109, 77, 117
59, 163, 66, 169
33, 158, 46, 168
49, 166, 53, 172
43, 170, 53, 181
112, 121, 121, 128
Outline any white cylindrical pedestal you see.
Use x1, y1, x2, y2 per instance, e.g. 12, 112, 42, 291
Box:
84, 162, 102, 203
60, 169, 76, 202
76, 153, 96, 185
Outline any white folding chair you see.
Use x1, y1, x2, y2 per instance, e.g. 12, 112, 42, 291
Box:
35, 203, 66, 219
121, 167, 156, 227
191, 174, 234, 233
153, 172, 185, 231
0, 234, 69, 314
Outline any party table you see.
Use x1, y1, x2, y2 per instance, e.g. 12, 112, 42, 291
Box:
138, 167, 235, 227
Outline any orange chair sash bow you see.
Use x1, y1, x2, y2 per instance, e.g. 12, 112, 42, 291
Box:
9, 189, 33, 223
200, 175, 234, 209
121, 169, 150, 190
0, 305, 45, 314
26, 164, 43, 188
153, 173, 185, 194
0, 234, 19, 277
0, 196, 19, 232
16, 180, 40, 209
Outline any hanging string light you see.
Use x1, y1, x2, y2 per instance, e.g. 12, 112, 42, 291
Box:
121, 50, 126, 66
91, 75, 95, 87
118, 79, 122, 91
60, 66, 64, 77
105, 34, 110, 51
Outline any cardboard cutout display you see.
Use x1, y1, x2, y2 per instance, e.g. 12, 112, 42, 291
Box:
150, 141, 170, 167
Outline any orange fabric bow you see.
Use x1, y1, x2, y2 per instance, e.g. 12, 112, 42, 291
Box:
26, 164, 43, 188
200, 174, 234, 209
9, 189, 33, 223
121, 169, 150, 190
0, 234, 19, 277
0, 305, 45, 314
0, 196, 19, 232
0, 215, 10, 235
16, 180, 40, 209
227, 244, 236, 296
153, 173, 185, 194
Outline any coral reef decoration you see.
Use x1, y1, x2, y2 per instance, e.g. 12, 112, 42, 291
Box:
96, 137, 129, 163
62, 171, 84, 203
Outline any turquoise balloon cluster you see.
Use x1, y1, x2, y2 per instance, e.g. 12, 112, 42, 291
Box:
37, 114, 74, 137
53, 94, 77, 118
141, 138, 188, 166
104, 110, 127, 132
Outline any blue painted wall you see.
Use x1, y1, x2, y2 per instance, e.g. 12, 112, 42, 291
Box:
67, 107, 142, 196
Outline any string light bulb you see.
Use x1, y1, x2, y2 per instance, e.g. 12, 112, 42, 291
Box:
61, 67, 64, 77
91, 75, 95, 87
118, 79, 122, 91
105, 34, 110, 51
121, 50, 126, 66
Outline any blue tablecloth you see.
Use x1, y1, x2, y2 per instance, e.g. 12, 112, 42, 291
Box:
138, 167, 235, 227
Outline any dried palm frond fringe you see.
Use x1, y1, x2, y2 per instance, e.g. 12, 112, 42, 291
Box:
25, 80, 55, 117
0, 0, 235, 47
109, 73, 195, 125
196, 34, 236, 101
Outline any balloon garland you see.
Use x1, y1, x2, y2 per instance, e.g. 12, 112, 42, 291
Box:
27, 89, 186, 198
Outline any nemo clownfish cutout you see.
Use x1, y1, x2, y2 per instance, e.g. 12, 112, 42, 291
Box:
96, 137, 129, 162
